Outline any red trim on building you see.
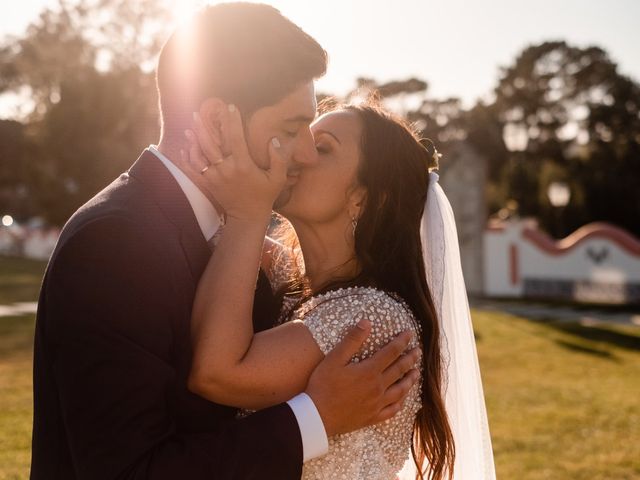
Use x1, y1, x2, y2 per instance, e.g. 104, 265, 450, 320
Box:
522, 222, 640, 256
510, 244, 519, 285
486, 220, 506, 232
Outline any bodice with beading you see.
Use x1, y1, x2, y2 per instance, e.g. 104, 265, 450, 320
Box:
281, 286, 423, 480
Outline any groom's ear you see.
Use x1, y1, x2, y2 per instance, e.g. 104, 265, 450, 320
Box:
198, 98, 227, 144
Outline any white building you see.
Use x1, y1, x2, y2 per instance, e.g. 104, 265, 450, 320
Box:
484, 219, 640, 304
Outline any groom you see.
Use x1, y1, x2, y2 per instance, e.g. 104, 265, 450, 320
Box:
30, 4, 418, 479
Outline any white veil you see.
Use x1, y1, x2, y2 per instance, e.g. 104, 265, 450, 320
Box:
399, 171, 497, 480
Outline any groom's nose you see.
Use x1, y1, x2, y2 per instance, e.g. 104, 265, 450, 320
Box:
291, 128, 318, 166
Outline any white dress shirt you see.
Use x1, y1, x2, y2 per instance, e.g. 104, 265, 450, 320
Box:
148, 146, 329, 462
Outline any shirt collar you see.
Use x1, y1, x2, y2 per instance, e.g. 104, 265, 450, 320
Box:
147, 145, 223, 241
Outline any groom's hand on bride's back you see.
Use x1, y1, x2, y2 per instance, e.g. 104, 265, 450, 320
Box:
305, 319, 420, 437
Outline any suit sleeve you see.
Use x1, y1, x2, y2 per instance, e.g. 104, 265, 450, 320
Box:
44, 215, 303, 480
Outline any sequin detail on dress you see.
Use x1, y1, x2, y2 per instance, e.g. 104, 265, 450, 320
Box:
263, 240, 423, 479
289, 287, 423, 480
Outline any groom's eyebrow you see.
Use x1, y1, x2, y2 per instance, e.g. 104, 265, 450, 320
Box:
283, 114, 315, 125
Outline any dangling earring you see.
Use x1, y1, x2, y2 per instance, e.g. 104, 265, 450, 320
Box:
351, 215, 358, 236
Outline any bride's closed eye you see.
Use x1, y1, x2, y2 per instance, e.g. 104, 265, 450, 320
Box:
315, 141, 331, 154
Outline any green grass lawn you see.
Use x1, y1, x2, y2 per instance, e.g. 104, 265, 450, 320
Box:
476, 310, 640, 479
0, 256, 47, 305
1, 255, 639, 479
1, 315, 35, 480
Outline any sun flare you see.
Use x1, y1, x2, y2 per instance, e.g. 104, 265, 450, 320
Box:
169, 0, 203, 24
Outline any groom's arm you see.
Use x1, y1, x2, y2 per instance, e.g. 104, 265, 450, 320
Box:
43, 215, 303, 480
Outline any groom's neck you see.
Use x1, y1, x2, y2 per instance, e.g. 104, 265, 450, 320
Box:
156, 136, 183, 166
156, 136, 220, 207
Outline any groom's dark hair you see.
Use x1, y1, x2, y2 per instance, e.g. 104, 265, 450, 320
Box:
156, 2, 327, 138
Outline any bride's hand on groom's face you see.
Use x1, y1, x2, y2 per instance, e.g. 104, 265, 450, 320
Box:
178, 104, 288, 223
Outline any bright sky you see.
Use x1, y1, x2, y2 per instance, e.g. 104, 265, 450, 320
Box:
2, 0, 640, 116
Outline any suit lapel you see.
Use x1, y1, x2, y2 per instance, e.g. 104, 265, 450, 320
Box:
128, 150, 211, 280
128, 151, 283, 331
179, 230, 212, 281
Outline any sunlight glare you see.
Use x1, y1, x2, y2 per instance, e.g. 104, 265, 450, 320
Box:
169, 0, 202, 25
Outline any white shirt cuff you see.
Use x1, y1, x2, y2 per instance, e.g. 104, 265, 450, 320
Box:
286, 393, 329, 462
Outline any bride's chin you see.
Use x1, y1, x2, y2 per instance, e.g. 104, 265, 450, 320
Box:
274, 203, 302, 225
273, 187, 293, 211
273, 206, 296, 223
274, 188, 301, 218
274, 194, 316, 226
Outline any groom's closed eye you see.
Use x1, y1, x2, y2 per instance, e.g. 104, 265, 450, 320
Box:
282, 114, 314, 138
283, 128, 299, 138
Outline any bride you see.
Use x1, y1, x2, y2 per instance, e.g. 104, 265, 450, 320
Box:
179, 99, 496, 480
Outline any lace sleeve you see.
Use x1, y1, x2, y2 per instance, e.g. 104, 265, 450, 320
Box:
263, 236, 304, 292
291, 287, 421, 360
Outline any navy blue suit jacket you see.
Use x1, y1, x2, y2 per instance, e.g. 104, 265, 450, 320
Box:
30, 151, 302, 479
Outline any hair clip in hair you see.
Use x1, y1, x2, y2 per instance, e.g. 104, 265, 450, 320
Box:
420, 138, 442, 170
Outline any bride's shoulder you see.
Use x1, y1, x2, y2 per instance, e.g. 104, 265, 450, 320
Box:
291, 286, 420, 356
293, 286, 418, 331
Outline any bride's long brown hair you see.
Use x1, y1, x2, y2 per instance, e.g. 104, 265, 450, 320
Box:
345, 101, 455, 480
277, 98, 455, 479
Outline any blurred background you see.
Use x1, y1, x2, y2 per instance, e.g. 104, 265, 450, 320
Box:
0, 1, 639, 479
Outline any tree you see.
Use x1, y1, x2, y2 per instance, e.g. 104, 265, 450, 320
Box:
0, 120, 39, 220
29, 66, 160, 225
345, 77, 473, 163
0, 0, 172, 225
335, 44, 640, 238
493, 41, 640, 237
343, 77, 506, 198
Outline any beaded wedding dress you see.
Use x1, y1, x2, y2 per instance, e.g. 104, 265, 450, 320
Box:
262, 171, 496, 480
261, 235, 422, 479
280, 286, 422, 480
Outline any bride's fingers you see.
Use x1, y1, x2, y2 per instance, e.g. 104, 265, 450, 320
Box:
176, 144, 200, 178
222, 104, 252, 167
193, 111, 221, 146
267, 137, 288, 185
179, 149, 220, 202
177, 149, 191, 173
185, 131, 213, 175
192, 114, 224, 166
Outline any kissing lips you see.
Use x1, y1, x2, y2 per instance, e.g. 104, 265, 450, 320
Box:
286, 170, 300, 186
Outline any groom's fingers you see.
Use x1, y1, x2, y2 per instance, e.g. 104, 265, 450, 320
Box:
374, 369, 419, 423
381, 347, 420, 387
324, 319, 371, 366
365, 330, 413, 372
223, 104, 252, 167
